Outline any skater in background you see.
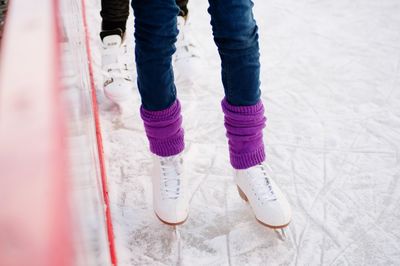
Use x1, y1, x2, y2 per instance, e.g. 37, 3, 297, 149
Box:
132, 0, 292, 229
100, 0, 201, 107
0, 0, 8, 43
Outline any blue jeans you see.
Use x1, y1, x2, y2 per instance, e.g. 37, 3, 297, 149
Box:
131, 0, 261, 111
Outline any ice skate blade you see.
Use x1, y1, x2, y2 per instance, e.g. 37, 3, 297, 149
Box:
258, 219, 290, 241
255, 217, 291, 230
154, 212, 188, 226
237, 186, 248, 202
275, 228, 288, 241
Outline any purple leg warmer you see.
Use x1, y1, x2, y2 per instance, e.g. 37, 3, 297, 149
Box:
222, 98, 266, 169
140, 100, 184, 157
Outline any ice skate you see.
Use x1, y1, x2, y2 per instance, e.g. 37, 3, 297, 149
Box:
152, 153, 189, 225
173, 16, 202, 84
101, 29, 135, 111
235, 162, 292, 230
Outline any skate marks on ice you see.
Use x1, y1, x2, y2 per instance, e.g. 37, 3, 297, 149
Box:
101, 128, 294, 266
81, 0, 400, 265
256, 0, 400, 264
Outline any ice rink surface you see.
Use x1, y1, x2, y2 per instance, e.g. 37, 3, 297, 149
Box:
84, 0, 400, 265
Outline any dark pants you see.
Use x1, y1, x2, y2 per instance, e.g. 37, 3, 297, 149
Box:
0, 0, 8, 41
100, 0, 189, 32
132, 0, 261, 110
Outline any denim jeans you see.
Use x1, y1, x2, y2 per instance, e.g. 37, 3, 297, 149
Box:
131, 0, 261, 111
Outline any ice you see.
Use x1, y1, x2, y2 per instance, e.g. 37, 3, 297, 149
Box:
84, 0, 400, 265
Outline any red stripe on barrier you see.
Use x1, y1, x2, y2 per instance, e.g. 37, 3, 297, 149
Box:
80, 0, 118, 265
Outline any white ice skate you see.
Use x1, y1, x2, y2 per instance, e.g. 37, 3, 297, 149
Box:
173, 16, 202, 84
235, 163, 292, 234
102, 32, 135, 111
152, 153, 189, 225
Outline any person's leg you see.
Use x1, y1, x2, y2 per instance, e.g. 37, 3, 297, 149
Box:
208, 0, 263, 169
100, 0, 129, 34
173, 0, 203, 84
100, 0, 188, 35
99, 0, 134, 110
0, 0, 8, 41
208, 0, 291, 230
132, 0, 183, 155
131, 0, 188, 225
176, 0, 189, 17
132, 0, 179, 112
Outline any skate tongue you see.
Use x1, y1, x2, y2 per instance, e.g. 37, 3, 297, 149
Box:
103, 35, 122, 47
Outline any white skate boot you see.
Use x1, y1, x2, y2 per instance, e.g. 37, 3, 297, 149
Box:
152, 153, 189, 225
235, 163, 292, 232
173, 16, 202, 84
101, 30, 135, 111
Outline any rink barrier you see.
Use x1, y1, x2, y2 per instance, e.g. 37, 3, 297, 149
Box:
0, 0, 72, 265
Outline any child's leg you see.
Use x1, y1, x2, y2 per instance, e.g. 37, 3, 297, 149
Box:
100, 0, 130, 33
208, 0, 292, 230
208, 0, 265, 169
176, 0, 189, 17
132, 0, 189, 227
132, 0, 179, 111
131, 0, 184, 157
100, 0, 133, 110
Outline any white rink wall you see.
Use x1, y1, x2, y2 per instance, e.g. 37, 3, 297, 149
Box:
60, 0, 112, 264
83, 0, 400, 265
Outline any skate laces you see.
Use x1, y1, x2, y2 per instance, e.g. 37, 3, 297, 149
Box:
250, 164, 277, 202
102, 43, 133, 82
159, 155, 183, 199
